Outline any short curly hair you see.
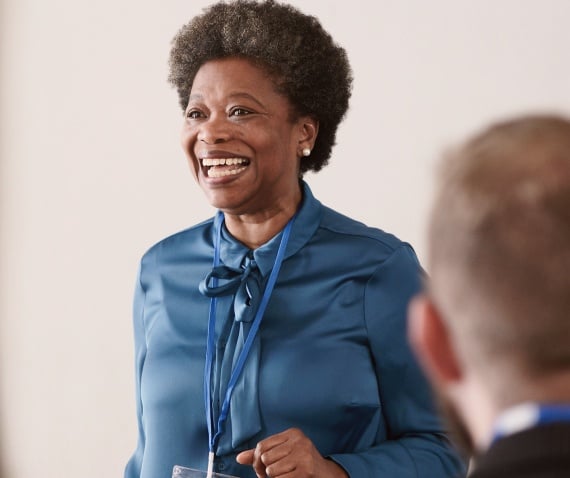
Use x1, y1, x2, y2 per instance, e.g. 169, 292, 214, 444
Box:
168, 0, 353, 174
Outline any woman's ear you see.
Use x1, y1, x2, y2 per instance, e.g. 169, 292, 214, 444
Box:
408, 295, 463, 387
297, 117, 319, 154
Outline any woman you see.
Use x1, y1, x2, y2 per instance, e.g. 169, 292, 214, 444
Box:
125, 1, 465, 477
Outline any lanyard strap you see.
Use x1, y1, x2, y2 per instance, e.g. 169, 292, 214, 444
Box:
204, 211, 296, 456
492, 403, 570, 443
537, 404, 570, 424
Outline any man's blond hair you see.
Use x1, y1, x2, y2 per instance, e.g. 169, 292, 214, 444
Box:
428, 114, 570, 383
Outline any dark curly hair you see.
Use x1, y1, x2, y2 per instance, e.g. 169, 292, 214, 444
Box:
168, 0, 352, 174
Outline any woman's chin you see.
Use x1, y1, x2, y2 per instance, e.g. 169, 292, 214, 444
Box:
198, 173, 252, 210
201, 189, 247, 213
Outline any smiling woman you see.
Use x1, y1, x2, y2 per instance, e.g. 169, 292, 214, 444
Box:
181, 57, 316, 246
123, 2, 465, 478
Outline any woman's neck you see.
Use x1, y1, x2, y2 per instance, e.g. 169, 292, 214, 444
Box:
223, 190, 302, 250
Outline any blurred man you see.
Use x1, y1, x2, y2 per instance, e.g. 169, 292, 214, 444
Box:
408, 114, 570, 478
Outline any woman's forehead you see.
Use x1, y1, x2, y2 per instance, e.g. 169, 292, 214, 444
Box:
189, 57, 287, 105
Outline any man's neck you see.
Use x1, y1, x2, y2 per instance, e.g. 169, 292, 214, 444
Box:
473, 369, 570, 451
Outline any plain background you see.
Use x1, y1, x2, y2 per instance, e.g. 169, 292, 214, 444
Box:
1, 1, 569, 477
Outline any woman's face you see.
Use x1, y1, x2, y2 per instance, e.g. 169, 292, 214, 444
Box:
181, 57, 313, 215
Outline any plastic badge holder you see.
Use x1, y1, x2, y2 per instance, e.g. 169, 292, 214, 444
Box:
172, 465, 239, 478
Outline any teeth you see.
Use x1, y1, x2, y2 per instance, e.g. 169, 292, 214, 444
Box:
207, 166, 248, 178
201, 157, 248, 167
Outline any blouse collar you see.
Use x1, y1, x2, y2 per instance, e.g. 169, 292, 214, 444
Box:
218, 181, 322, 275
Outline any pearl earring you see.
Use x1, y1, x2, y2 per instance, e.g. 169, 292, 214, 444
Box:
302, 148, 311, 157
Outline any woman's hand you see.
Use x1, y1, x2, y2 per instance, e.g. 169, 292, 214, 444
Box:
236, 428, 348, 478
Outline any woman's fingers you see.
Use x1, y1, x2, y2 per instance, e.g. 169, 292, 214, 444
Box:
250, 432, 289, 478
236, 429, 294, 477
236, 428, 345, 478
236, 449, 255, 465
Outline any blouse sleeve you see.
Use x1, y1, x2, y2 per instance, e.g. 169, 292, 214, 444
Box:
124, 264, 148, 478
329, 245, 466, 478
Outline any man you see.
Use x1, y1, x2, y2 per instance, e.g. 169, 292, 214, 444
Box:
408, 114, 570, 478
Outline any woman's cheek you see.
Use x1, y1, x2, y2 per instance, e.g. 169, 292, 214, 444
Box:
180, 130, 199, 175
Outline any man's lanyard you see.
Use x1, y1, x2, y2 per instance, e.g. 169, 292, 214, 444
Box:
204, 211, 296, 474
492, 403, 570, 443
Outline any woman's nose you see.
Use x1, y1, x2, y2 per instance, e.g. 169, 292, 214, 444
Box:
197, 116, 231, 144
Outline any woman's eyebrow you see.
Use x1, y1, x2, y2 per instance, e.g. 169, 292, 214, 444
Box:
227, 92, 266, 109
187, 91, 267, 110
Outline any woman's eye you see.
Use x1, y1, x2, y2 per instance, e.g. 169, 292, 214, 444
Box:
186, 109, 203, 119
230, 108, 252, 117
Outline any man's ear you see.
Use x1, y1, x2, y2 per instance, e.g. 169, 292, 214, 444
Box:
408, 294, 463, 387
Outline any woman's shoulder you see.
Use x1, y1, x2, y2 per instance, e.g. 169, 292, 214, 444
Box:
316, 205, 423, 284
141, 216, 214, 262
319, 205, 410, 256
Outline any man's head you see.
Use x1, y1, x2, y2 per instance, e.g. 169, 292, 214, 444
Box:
409, 114, 570, 452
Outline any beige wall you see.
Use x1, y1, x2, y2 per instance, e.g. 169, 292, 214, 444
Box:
1, 1, 569, 477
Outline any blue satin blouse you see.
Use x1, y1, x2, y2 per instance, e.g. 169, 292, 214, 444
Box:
125, 182, 465, 478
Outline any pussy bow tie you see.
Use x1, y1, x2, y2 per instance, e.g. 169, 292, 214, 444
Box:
199, 253, 263, 453
199, 255, 262, 324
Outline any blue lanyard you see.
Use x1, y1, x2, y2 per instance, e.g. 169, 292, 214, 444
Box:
203, 211, 296, 461
537, 404, 570, 424
492, 403, 570, 443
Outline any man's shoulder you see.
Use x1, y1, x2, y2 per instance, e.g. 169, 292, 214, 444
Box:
471, 423, 570, 478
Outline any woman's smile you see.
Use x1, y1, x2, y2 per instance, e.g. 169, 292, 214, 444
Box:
200, 156, 251, 178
